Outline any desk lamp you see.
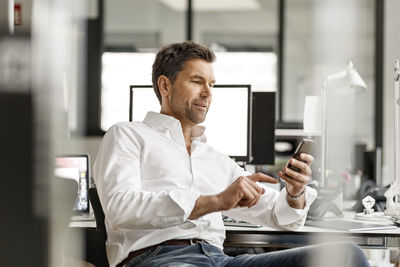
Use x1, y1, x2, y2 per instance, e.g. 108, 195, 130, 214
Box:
320, 60, 367, 187
385, 60, 400, 216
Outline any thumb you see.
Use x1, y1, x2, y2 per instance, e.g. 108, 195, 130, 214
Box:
248, 172, 278, 184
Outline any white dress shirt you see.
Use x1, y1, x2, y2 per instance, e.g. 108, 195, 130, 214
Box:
93, 112, 317, 266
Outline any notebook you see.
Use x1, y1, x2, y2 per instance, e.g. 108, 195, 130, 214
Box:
305, 220, 397, 232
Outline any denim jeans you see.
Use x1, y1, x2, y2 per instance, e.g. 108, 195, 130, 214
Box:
127, 241, 370, 267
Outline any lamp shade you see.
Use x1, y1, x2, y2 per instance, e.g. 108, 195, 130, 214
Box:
326, 60, 367, 94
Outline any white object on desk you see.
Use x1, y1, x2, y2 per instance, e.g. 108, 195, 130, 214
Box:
356, 196, 394, 223
362, 195, 376, 215
303, 95, 321, 135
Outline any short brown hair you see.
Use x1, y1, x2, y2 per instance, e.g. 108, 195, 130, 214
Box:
152, 41, 216, 104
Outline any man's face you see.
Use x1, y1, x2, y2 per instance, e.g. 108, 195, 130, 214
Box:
167, 58, 215, 126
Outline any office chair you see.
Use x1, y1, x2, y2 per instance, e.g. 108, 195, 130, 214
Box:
88, 187, 109, 267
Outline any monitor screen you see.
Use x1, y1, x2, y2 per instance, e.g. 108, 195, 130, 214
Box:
130, 85, 251, 162
54, 155, 90, 213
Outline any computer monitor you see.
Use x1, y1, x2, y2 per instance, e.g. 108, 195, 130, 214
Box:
129, 85, 251, 162
54, 155, 90, 214
249, 92, 276, 165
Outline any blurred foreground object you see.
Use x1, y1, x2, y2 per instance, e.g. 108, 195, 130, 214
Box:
0, 0, 14, 35
385, 60, 400, 216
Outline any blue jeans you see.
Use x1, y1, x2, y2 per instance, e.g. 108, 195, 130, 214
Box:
127, 241, 370, 267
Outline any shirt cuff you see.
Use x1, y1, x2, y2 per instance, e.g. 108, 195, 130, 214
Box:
274, 186, 318, 225
169, 189, 201, 221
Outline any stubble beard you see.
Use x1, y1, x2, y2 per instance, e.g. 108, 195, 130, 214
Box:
184, 102, 208, 124
169, 86, 208, 125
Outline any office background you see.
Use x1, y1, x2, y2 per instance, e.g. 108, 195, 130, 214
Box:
59, 0, 393, 186
1, 0, 400, 266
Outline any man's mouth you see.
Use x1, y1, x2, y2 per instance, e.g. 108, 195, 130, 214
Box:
194, 103, 207, 111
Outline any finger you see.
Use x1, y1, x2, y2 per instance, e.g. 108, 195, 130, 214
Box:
246, 195, 261, 208
283, 167, 310, 184
244, 182, 261, 207
278, 171, 306, 188
245, 177, 266, 194
237, 183, 256, 207
240, 195, 259, 208
299, 153, 314, 165
238, 182, 261, 207
245, 183, 262, 207
248, 172, 278, 184
288, 158, 312, 176
235, 176, 265, 195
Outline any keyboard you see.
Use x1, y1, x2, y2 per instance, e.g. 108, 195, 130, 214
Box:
222, 215, 262, 228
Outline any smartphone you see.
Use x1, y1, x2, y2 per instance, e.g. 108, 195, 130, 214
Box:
287, 139, 314, 172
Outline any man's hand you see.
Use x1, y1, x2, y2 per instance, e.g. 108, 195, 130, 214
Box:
188, 173, 278, 220
278, 153, 314, 208
216, 172, 278, 211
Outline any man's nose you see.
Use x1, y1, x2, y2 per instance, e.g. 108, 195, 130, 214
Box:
200, 84, 212, 97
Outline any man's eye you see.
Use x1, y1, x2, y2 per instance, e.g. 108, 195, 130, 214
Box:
192, 80, 201, 84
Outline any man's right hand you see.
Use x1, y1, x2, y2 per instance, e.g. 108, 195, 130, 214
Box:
188, 173, 278, 220
216, 173, 278, 210
217, 173, 278, 213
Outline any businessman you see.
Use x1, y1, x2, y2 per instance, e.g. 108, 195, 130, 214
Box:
93, 41, 370, 267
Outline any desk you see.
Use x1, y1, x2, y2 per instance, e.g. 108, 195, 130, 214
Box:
224, 211, 400, 250
224, 225, 400, 250
70, 217, 400, 250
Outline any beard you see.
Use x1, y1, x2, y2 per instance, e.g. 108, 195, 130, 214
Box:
184, 101, 208, 124
169, 95, 208, 125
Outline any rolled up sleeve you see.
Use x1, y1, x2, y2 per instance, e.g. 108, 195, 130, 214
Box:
274, 186, 318, 226
223, 159, 318, 229
169, 189, 201, 221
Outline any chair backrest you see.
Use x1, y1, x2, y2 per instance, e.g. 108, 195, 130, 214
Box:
89, 187, 107, 237
89, 187, 109, 267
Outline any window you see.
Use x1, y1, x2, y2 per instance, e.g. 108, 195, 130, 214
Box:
101, 51, 276, 131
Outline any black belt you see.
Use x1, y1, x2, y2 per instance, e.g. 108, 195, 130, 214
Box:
116, 239, 205, 267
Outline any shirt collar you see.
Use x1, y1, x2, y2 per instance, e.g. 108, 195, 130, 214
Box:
143, 112, 207, 142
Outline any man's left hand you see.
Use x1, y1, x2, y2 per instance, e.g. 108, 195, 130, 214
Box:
278, 153, 314, 198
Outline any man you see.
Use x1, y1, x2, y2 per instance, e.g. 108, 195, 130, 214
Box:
93, 41, 370, 267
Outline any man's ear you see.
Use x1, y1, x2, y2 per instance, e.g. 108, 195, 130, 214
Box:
157, 75, 171, 98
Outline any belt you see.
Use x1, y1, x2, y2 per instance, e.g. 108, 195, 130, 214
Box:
116, 239, 205, 267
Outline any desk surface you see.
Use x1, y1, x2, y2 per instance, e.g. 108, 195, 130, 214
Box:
70, 213, 400, 250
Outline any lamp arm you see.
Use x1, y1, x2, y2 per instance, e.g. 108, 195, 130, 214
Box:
394, 61, 400, 185
326, 70, 347, 83
320, 71, 327, 187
